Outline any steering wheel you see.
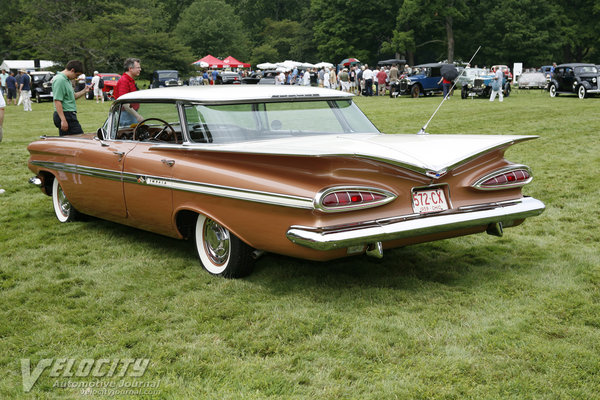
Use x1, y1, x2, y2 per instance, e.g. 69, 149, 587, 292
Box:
133, 118, 179, 143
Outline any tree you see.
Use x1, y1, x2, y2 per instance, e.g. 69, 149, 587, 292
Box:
393, 0, 468, 64
7, 0, 194, 77
457, 0, 563, 67
174, 0, 250, 61
311, 0, 400, 65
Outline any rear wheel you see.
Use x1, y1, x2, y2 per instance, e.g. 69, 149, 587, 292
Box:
195, 214, 254, 278
578, 85, 586, 99
52, 178, 79, 222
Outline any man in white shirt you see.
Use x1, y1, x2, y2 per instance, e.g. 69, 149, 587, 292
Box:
91, 71, 103, 103
362, 64, 374, 96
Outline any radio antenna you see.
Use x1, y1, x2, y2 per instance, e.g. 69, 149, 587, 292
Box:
417, 45, 482, 135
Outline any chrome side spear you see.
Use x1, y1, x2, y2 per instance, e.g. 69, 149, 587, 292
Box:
417, 45, 482, 135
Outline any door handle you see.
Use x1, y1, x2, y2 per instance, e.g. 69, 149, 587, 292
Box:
113, 151, 125, 161
161, 159, 175, 167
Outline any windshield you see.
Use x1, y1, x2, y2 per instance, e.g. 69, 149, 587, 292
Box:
32, 74, 52, 82
158, 71, 178, 79
575, 66, 598, 74
184, 100, 379, 144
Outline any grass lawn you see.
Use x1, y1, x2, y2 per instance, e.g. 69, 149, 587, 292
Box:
1, 89, 599, 399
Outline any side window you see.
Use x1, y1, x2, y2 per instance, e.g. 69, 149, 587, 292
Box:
183, 104, 210, 143
111, 102, 181, 142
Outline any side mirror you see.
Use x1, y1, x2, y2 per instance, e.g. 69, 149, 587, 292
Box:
96, 128, 105, 140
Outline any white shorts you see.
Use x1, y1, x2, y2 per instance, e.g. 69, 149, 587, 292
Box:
94, 87, 102, 96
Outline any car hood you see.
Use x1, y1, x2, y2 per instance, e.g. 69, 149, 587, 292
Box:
157, 133, 537, 177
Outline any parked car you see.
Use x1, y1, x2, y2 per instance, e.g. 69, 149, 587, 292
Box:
517, 72, 548, 89
29, 71, 55, 103
86, 73, 121, 100
540, 65, 553, 79
257, 70, 279, 85
492, 65, 513, 81
151, 70, 183, 88
548, 63, 599, 99
215, 71, 241, 85
398, 63, 444, 98
27, 86, 545, 278
459, 68, 511, 99
241, 72, 262, 84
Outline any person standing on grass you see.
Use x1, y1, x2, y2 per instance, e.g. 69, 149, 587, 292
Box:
0, 91, 5, 142
0, 69, 8, 98
489, 67, 504, 102
5, 72, 17, 105
19, 70, 32, 111
52, 60, 90, 136
91, 71, 103, 103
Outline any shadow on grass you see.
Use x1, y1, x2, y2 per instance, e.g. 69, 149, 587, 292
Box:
82, 216, 550, 294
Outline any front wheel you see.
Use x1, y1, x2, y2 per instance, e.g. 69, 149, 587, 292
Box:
549, 83, 557, 97
195, 214, 254, 278
411, 85, 420, 98
52, 178, 79, 222
578, 85, 587, 99
503, 83, 511, 97
461, 86, 468, 99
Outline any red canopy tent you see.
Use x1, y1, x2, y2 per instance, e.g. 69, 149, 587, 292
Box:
193, 54, 224, 68
222, 56, 250, 68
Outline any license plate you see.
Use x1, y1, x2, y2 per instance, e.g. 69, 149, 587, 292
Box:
412, 188, 449, 214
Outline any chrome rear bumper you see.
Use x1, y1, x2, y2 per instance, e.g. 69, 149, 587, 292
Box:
286, 197, 545, 251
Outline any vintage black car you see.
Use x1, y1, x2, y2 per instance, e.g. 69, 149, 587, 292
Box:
151, 70, 183, 88
548, 63, 599, 99
30, 71, 55, 103
215, 71, 241, 85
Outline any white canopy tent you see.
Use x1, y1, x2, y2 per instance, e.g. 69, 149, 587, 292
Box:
0, 60, 57, 71
256, 62, 278, 70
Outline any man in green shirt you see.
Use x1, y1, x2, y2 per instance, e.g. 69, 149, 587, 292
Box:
52, 60, 90, 136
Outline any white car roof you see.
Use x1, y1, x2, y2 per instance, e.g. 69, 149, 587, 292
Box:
116, 85, 354, 103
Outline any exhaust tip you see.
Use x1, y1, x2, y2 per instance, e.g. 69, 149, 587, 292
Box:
486, 222, 504, 237
366, 242, 383, 259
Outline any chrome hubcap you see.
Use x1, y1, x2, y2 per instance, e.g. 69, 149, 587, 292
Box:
203, 219, 230, 265
57, 185, 71, 216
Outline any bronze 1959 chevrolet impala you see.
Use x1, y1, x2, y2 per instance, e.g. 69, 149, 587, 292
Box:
28, 86, 545, 277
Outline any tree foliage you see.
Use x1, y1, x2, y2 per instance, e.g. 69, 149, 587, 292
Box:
174, 0, 250, 61
1, 0, 598, 74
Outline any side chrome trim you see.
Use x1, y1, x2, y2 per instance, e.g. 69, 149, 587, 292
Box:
286, 197, 545, 251
29, 160, 313, 209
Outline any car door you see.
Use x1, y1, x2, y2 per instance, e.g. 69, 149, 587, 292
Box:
119, 101, 181, 236
121, 142, 176, 236
73, 139, 136, 220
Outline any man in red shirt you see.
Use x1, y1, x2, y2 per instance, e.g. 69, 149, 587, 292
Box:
114, 57, 143, 126
376, 67, 388, 96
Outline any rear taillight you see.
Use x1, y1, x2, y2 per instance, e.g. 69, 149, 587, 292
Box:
315, 187, 396, 212
472, 165, 533, 190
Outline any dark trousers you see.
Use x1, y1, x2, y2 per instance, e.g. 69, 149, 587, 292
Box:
365, 79, 373, 96
53, 111, 84, 136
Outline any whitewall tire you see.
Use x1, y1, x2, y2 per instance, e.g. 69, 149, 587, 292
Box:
195, 214, 254, 278
52, 178, 78, 222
